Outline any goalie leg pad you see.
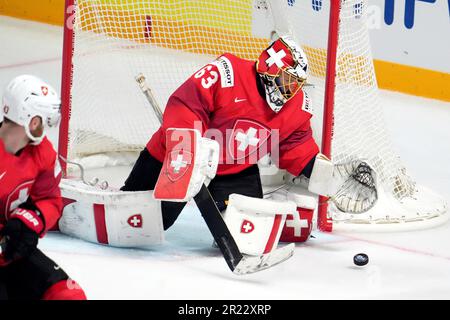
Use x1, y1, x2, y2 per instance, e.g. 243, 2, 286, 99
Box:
59, 179, 164, 248
221, 194, 297, 256
280, 186, 316, 243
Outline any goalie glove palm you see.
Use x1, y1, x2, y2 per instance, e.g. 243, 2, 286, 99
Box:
305, 154, 378, 213
331, 160, 378, 213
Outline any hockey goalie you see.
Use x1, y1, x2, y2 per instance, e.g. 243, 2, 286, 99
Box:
59, 35, 377, 273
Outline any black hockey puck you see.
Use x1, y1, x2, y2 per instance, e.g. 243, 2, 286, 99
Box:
353, 253, 369, 266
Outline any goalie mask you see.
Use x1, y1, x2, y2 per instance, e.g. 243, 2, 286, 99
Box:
256, 35, 308, 113
1, 75, 61, 145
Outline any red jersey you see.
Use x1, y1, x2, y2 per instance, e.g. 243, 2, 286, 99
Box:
147, 53, 319, 176
0, 136, 62, 234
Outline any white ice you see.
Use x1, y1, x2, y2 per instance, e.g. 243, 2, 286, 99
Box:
1, 16, 450, 300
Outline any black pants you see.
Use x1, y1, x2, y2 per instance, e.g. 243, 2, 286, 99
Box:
0, 249, 69, 300
121, 148, 263, 230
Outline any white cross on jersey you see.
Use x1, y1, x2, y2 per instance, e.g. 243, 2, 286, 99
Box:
10, 188, 30, 211
129, 216, 141, 227
286, 215, 309, 237
170, 154, 188, 173
266, 48, 286, 68
235, 127, 260, 151
242, 221, 253, 233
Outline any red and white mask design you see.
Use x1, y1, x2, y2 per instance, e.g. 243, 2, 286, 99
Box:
256, 35, 308, 113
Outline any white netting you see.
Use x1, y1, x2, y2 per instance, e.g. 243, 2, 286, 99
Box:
66, 0, 447, 229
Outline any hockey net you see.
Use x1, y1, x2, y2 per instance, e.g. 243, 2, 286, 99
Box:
60, 0, 447, 231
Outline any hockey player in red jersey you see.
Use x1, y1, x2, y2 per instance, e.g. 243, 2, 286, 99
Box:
0, 75, 86, 300
122, 35, 325, 232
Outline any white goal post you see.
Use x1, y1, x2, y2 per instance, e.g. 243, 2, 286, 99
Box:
59, 0, 447, 232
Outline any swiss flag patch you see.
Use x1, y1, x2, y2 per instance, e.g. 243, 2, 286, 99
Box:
166, 150, 193, 182
229, 119, 271, 161
6, 182, 33, 214
240, 219, 255, 233
41, 86, 48, 96
127, 214, 143, 228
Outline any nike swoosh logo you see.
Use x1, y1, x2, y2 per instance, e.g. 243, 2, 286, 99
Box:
54, 265, 61, 270
234, 98, 246, 103
0, 171, 6, 180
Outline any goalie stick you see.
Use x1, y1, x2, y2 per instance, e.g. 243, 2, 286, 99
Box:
135, 73, 294, 275
135, 74, 163, 123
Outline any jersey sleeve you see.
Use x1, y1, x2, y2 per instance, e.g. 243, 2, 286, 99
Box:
30, 144, 63, 235
277, 121, 320, 176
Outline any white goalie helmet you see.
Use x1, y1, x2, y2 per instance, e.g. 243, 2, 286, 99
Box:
256, 35, 308, 113
1, 75, 61, 145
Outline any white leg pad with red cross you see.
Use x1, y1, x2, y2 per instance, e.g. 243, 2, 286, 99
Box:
221, 194, 297, 256
59, 179, 164, 248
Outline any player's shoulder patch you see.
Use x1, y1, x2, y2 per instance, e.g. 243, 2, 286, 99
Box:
211, 55, 234, 88
301, 90, 313, 115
